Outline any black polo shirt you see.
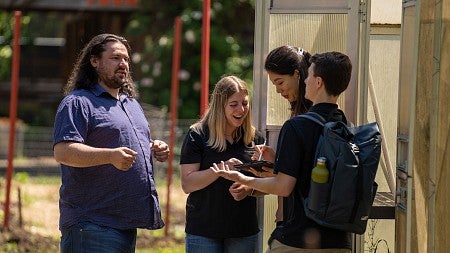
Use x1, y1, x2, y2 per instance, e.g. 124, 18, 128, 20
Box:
180, 126, 264, 238
271, 103, 352, 249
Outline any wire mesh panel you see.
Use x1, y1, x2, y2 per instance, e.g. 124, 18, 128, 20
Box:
267, 13, 347, 125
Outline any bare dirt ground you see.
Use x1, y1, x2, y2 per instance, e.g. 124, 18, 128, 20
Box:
0, 168, 187, 252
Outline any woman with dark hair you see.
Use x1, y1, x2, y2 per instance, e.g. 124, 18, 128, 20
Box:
253, 45, 312, 167
250, 45, 313, 223
265, 45, 313, 117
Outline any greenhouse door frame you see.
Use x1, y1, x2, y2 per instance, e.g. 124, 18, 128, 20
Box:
253, 0, 370, 252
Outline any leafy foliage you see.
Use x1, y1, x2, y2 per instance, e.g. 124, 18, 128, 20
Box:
0, 2, 256, 122
125, 1, 255, 119
0, 12, 32, 80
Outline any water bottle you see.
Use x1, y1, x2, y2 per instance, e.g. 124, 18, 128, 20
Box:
309, 157, 329, 211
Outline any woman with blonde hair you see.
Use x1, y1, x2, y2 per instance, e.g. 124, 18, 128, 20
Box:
180, 75, 264, 253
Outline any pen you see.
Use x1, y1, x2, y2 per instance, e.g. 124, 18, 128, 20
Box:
258, 140, 266, 161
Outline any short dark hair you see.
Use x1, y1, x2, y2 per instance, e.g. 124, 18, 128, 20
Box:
310, 51, 352, 96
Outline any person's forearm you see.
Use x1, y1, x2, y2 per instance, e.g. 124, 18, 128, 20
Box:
181, 168, 219, 194
54, 142, 113, 167
240, 175, 293, 197
249, 189, 266, 197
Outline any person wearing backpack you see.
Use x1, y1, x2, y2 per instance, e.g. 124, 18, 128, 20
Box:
211, 51, 353, 252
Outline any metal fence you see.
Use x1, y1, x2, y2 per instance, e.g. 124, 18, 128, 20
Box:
0, 116, 197, 177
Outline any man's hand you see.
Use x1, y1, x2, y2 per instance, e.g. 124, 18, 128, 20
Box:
152, 140, 169, 162
111, 147, 138, 171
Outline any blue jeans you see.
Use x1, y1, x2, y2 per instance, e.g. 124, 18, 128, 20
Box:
60, 222, 137, 253
185, 233, 258, 253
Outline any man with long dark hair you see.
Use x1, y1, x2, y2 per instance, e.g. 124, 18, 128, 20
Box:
53, 33, 169, 252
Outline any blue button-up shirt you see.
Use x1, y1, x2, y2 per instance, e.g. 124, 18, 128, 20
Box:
53, 84, 164, 230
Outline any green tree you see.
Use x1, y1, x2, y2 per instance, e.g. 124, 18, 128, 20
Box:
0, 11, 66, 81
0, 11, 65, 125
125, 0, 255, 119
0, 12, 32, 80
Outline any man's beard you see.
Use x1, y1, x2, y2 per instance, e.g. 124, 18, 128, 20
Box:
98, 71, 126, 89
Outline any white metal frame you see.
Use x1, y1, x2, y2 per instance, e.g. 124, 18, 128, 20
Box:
397, 0, 420, 252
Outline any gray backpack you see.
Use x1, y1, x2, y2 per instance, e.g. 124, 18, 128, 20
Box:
299, 112, 382, 234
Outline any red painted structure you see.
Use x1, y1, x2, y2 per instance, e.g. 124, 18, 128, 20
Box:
200, 0, 210, 116
3, 11, 22, 230
164, 16, 182, 236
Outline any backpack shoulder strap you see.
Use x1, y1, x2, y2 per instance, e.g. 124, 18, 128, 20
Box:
298, 112, 326, 126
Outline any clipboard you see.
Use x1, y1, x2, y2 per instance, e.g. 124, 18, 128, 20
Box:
234, 160, 274, 172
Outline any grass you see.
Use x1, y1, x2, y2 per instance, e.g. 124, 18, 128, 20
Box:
0, 173, 187, 252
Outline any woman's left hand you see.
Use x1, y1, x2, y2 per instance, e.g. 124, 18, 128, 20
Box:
229, 182, 252, 201
224, 158, 243, 170
211, 161, 245, 182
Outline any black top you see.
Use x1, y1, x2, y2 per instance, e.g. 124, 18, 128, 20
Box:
180, 125, 265, 238
270, 103, 352, 249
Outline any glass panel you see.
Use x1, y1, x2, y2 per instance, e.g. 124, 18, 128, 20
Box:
396, 5, 416, 178
267, 14, 347, 125
397, 6, 415, 136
